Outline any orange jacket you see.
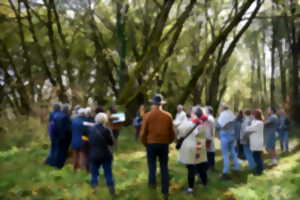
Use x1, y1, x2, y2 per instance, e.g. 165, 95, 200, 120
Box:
140, 108, 175, 145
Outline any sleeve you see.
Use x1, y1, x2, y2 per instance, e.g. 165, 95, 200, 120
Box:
105, 128, 114, 146
169, 116, 175, 143
245, 122, 258, 136
140, 115, 149, 145
265, 116, 275, 125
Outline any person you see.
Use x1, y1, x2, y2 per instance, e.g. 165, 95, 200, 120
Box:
140, 94, 175, 200
88, 113, 115, 196
240, 109, 256, 170
278, 109, 290, 152
54, 104, 72, 169
177, 106, 208, 193
173, 105, 187, 127
217, 104, 240, 179
234, 111, 244, 160
264, 107, 279, 167
45, 103, 61, 166
244, 109, 265, 175
81, 107, 94, 171
71, 108, 87, 171
107, 105, 122, 140
133, 105, 145, 141
72, 105, 81, 118
205, 106, 216, 171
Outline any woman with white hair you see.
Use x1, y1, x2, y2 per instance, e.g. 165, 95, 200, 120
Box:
88, 112, 115, 196
176, 106, 208, 193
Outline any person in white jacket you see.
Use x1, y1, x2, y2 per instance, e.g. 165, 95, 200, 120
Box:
176, 106, 208, 193
244, 109, 265, 175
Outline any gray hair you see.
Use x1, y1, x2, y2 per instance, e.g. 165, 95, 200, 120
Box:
177, 104, 184, 110
95, 113, 108, 124
77, 108, 86, 117
84, 107, 92, 116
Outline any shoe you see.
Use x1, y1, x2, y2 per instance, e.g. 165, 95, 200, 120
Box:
163, 193, 169, 200
182, 188, 193, 194
148, 183, 157, 189
220, 173, 231, 180
108, 186, 116, 197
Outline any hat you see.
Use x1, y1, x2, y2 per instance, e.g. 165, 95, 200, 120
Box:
150, 94, 166, 105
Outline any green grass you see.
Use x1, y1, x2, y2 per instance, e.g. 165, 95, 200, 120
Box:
0, 117, 299, 200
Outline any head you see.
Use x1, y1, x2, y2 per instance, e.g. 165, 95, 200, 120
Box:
236, 110, 244, 120
268, 107, 276, 115
206, 106, 214, 115
52, 102, 61, 112
191, 106, 203, 120
95, 106, 104, 114
84, 107, 92, 118
109, 105, 117, 113
150, 94, 166, 108
74, 105, 81, 114
62, 104, 70, 115
278, 108, 286, 116
177, 105, 184, 112
253, 109, 264, 121
220, 104, 229, 112
244, 109, 251, 116
77, 108, 86, 117
95, 112, 108, 125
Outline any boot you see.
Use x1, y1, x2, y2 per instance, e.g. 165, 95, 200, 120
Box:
108, 186, 116, 197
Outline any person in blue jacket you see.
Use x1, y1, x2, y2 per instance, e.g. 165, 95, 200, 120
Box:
71, 108, 87, 171
54, 104, 72, 169
45, 103, 61, 166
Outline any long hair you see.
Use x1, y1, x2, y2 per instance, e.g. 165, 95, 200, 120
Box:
253, 109, 264, 121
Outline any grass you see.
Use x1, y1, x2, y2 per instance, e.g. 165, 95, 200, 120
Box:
0, 117, 299, 200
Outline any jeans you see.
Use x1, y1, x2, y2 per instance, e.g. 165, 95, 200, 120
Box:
146, 144, 169, 194
90, 159, 114, 187
278, 130, 289, 151
186, 163, 207, 188
252, 151, 264, 174
242, 144, 256, 170
207, 152, 215, 169
220, 132, 240, 174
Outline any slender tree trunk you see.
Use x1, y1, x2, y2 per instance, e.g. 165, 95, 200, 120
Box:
278, 41, 287, 103
270, 13, 276, 107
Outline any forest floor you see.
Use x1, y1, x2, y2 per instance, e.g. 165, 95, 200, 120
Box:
0, 117, 299, 200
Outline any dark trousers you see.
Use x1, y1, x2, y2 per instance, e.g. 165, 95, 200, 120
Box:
135, 126, 141, 140
112, 130, 119, 139
55, 139, 70, 168
146, 144, 169, 194
186, 163, 207, 188
90, 159, 114, 187
46, 139, 59, 166
207, 152, 215, 169
252, 151, 264, 175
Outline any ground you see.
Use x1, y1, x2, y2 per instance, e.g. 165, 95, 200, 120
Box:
0, 117, 299, 200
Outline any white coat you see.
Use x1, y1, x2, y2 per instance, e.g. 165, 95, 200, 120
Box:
176, 120, 207, 165
245, 120, 264, 151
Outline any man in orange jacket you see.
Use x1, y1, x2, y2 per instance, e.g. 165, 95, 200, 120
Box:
140, 94, 175, 200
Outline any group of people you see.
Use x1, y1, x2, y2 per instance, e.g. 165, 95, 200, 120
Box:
45, 104, 122, 195
45, 93, 290, 200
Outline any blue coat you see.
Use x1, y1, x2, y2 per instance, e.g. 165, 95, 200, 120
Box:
71, 116, 86, 149
48, 111, 61, 141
